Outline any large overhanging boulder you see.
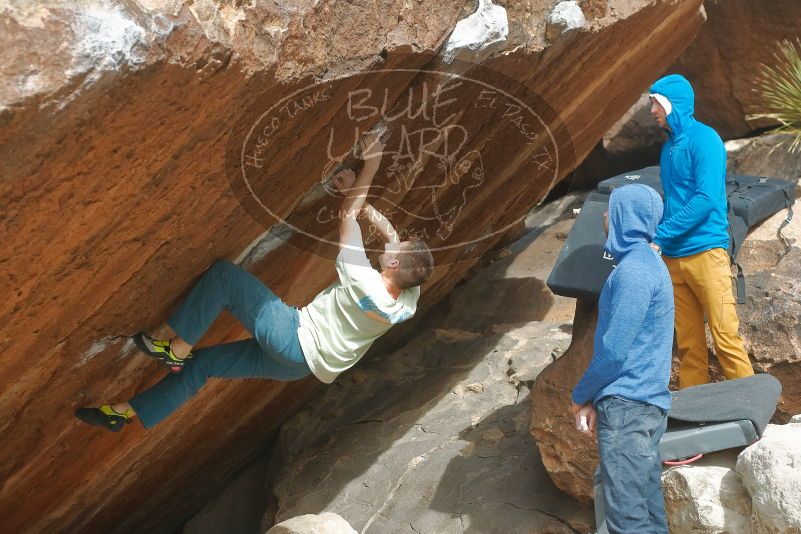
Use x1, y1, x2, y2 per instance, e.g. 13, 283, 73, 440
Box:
0, 0, 705, 530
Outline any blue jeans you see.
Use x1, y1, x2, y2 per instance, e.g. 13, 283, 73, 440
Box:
595, 396, 668, 534
129, 260, 311, 428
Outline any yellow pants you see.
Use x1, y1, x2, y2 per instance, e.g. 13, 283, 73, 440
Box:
663, 248, 754, 388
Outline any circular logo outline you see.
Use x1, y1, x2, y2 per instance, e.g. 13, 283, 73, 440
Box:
234, 64, 573, 256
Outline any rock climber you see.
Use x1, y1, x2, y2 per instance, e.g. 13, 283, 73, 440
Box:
76, 131, 434, 432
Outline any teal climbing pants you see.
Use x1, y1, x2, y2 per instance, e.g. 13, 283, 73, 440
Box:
129, 260, 311, 428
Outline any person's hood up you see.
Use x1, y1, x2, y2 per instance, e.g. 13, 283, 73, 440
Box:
605, 184, 663, 261
649, 74, 695, 138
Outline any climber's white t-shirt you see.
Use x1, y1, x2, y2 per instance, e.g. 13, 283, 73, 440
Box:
297, 247, 420, 383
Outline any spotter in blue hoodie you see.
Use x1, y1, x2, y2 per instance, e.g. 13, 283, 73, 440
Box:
649, 74, 730, 258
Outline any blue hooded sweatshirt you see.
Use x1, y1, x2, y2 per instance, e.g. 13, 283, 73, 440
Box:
650, 74, 730, 257
572, 184, 674, 410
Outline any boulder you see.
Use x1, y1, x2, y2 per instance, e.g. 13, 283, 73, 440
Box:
737, 249, 801, 422
662, 451, 752, 534
0, 0, 706, 531
266, 513, 357, 534
725, 134, 801, 184
530, 300, 599, 502
736, 423, 801, 533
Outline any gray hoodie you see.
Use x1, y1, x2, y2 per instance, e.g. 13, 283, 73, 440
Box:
572, 184, 675, 410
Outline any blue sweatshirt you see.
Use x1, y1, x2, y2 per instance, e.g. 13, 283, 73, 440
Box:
650, 74, 730, 257
572, 184, 674, 410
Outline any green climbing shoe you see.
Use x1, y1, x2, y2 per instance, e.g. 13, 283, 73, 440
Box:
75, 405, 133, 432
132, 331, 190, 373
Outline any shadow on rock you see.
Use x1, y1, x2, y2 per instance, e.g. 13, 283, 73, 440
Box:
429, 401, 593, 534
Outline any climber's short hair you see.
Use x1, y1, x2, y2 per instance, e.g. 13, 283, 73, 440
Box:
395, 239, 435, 289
